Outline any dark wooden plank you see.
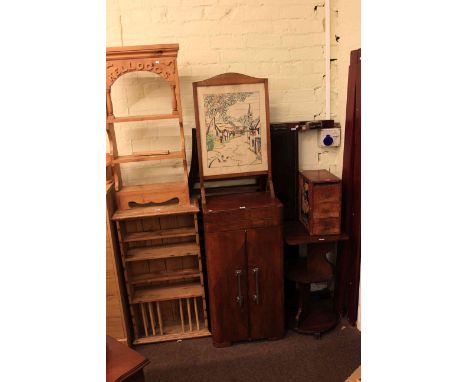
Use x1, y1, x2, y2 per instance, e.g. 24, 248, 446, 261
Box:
335, 48, 361, 320
347, 48, 362, 325
270, 123, 299, 221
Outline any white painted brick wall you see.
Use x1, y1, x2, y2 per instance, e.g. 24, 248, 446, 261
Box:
106, 0, 359, 185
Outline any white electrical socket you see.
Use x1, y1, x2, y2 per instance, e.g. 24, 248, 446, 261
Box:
318, 127, 341, 147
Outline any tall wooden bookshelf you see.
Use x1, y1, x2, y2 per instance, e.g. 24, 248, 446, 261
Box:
106, 44, 210, 344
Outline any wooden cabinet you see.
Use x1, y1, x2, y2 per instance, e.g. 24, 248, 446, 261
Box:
203, 192, 284, 347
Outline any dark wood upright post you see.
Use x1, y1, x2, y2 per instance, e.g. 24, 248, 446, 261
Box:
335, 48, 361, 324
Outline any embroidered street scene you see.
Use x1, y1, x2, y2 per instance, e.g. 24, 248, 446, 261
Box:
203, 91, 262, 169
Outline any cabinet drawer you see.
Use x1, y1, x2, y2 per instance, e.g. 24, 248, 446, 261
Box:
203, 209, 247, 225
312, 201, 341, 218
312, 184, 341, 204
310, 217, 341, 235
204, 207, 282, 233
204, 218, 279, 232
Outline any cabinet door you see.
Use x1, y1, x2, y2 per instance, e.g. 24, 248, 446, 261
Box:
205, 230, 249, 345
247, 225, 284, 340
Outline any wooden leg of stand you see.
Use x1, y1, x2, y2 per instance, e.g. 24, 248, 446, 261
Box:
294, 282, 310, 328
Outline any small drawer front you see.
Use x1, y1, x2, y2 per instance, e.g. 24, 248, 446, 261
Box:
204, 206, 282, 233
312, 183, 341, 204
312, 201, 341, 218
310, 217, 341, 235
248, 206, 279, 220
203, 209, 248, 225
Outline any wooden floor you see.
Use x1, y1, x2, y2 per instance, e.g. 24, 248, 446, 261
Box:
136, 319, 361, 382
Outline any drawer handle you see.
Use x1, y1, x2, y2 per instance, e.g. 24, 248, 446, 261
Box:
235, 269, 244, 307
252, 267, 260, 304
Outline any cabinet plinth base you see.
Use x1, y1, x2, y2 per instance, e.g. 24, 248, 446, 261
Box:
267, 335, 283, 341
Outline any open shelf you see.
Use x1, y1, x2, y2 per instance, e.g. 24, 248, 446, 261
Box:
124, 227, 197, 243
112, 151, 183, 164
112, 199, 199, 221
107, 112, 180, 123
126, 242, 199, 262
132, 282, 203, 303
113, 182, 191, 212
129, 269, 200, 285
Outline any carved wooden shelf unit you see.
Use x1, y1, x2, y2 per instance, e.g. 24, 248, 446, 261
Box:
111, 201, 210, 345
106, 44, 190, 210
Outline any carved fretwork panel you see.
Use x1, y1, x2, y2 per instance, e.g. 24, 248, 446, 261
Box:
106, 58, 176, 89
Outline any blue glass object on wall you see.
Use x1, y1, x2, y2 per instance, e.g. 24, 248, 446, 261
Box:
323, 134, 334, 146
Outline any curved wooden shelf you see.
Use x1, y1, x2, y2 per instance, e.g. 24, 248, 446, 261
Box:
286, 258, 333, 284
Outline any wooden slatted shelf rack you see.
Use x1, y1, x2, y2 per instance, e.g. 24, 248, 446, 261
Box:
125, 242, 200, 262
129, 269, 200, 285
132, 283, 204, 303
123, 227, 197, 243
112, 200, 210, 345
106, 44, 191, 210
133, 298, 210, 345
